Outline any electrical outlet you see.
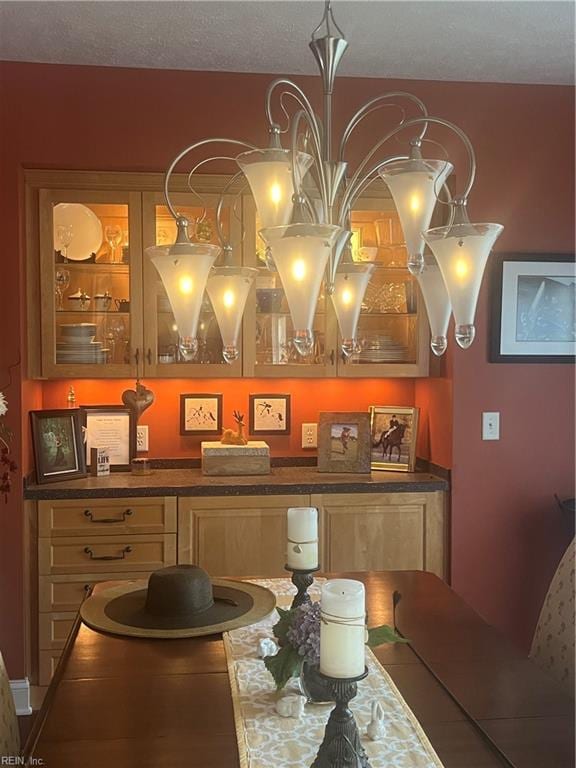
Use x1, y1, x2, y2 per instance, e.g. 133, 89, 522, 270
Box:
301, 423, 318, 449
137, 425, 149, 452
482, 412, 500, 441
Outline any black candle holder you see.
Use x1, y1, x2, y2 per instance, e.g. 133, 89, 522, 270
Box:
284, 564, 320, 609
311, 667, 371, 768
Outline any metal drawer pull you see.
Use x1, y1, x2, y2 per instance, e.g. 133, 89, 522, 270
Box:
84, 546, 133, 561
84, 509, 133, 524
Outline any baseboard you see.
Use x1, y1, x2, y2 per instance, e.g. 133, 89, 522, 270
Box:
10, 678, 32, 715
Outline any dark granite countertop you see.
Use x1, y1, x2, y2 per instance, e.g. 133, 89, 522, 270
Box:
24, 466, 448, 500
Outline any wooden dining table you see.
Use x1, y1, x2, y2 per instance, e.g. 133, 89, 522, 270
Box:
26, 571, 575, 768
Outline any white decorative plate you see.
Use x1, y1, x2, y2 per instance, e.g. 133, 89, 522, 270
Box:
53, 203, 103, 262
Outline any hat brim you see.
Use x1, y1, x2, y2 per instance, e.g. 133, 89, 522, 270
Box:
80, 578, 276, 639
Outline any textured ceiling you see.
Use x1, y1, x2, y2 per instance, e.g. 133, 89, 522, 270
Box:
0, 1, 574, 85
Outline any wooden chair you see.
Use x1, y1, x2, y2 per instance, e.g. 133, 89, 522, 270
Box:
530, 538, 575, 697
0, 651, 20, 757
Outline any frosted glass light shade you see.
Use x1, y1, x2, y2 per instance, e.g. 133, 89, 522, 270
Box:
147, 244, 220, 360
260, 223, 343, 356
237, 148, 314, 228
416, 260, 452, 356
379, 159, 453, 275
423, 222, 503, 348
206, 266, 258, 363
331, 263, 374, 357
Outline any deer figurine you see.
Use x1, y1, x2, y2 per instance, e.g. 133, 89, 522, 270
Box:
221, 410, 248, 446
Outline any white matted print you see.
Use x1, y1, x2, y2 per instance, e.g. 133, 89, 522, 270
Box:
180, 394, 223, 435
249, 394, 291, 435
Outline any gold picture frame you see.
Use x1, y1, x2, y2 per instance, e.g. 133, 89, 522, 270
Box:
317, 412, 371, 474
370, 406, 419, 472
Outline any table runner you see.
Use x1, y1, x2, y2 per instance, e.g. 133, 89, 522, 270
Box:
224, 578, 445, 768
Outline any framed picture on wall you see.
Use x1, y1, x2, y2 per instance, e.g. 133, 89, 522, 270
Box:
317, 412, 371, 473
490, 253, 575, 363
80, 405, 136, 470
369, 406, 419, 472
30, 409, 86, 484
180, 394, 223, 436
249, 394, 291, 435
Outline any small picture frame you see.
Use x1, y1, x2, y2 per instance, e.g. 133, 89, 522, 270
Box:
30, 409, 86, 484
180, 394, 223, 435
317, 412, 371, 474
370, 406, 419, 472
249, 394, 291, 435
490, 253, 575, 363
81, 405, 136, 470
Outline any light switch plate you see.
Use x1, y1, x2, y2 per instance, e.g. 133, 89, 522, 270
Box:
137, 425, 149, 452
301, 423, 318, 449
482, 412, 500, 441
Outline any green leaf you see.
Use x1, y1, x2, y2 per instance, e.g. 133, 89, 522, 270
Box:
271, 606, 295, 645
367, 624, 409, 647
263, 644, 302, 690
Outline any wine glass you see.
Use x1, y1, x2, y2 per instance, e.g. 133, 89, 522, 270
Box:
105, 225, 123, 263
55, 268, 70, 310
56, 225, 74, 263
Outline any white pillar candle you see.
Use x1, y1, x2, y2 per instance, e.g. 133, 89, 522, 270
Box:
319, 579, 366, 678
286, 507, 318, 570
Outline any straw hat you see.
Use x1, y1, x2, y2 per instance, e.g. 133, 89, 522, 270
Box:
80, 565, 276, 639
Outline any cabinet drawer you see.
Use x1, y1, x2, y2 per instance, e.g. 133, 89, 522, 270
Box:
38, 571, 149, 612
38, 497, 177, 537
39, 649, 62, 686
39, 612, 76, 650
38, 534, 177, 574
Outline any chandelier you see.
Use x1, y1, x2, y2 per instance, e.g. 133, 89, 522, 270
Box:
147, 1, 503, 363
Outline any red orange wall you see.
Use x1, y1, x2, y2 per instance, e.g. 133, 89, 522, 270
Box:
0, 61, 573, 678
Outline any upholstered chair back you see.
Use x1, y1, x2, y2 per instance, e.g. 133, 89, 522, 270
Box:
0, 651, 20, 757
530, 538, 575, 698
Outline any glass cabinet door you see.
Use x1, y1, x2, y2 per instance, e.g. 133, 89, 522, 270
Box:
337, 201, 429, 377
142, 191, 243, 377
242, 196, 338, 377
39, 189, 142, 378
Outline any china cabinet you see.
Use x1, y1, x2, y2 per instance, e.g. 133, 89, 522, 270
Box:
26, 169, 430, 379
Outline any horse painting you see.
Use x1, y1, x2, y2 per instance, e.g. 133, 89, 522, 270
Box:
373, 423, 407, 462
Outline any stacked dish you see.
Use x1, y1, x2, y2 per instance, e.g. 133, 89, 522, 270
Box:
57, 324, 109, 364
353, 333, 409, 363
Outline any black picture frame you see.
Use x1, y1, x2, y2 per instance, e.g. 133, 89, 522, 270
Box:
490, 253, 575, 363
180, 394, 223, 436
249, 394, 291, 435
30, 408, 87, 484
80, 405, 136, 470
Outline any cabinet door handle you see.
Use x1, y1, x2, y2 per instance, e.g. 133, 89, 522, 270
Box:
84, 545, 132, 561
83, 509, 133, 524
330, 349, 335, 365
134, 348, 140, 365
146, 348, 152, 365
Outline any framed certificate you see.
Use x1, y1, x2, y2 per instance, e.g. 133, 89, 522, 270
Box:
81, 406, 136, 470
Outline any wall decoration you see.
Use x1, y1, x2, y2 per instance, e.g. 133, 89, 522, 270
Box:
317, 412, 371, 473
490, 254, 575, 363
370, 406, 419, 472
81, 405, 136, 470
249, 394, 291, 435
30, 408, 86, 484
180, 393, 223, 435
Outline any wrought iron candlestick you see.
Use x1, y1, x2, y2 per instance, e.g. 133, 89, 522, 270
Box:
285, 565, 320, 609
311, 667, 371, 768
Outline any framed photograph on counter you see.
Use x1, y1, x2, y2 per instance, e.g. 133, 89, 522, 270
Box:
370, 405, 419, 472
180, 393, 223, 436
30, 408, 86, 484
249, 394, 291, 435
490, 253, 575, 363
81, 405, 136, 470
318, 412, 371, 473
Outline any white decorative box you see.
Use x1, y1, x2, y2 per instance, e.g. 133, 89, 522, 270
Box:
201, 441, 271, 476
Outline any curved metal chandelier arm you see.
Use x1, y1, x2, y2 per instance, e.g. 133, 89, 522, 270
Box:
215, 170, 249, 251
338, 91, 429, 161
265, 78, 323, 146
338, 155, 409, 226
290, 108, 329, 220
163, 138, 257, 222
